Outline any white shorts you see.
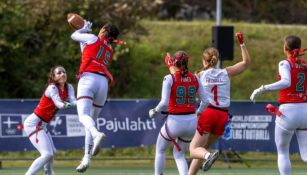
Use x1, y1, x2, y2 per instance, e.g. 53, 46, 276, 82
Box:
160, 114, 197, 142
24, 113, 48, 136
77, 72, 108, 106
277, 103, 307, 131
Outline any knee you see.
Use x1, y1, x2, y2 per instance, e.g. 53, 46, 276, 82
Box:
173, 150, 184, 160
42, 152, 54, 161
189, 148, 195, 157
156, 146, 167, 154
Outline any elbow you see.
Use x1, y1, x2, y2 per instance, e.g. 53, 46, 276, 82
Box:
70, 33, 76, 40
70, 32, 79, 40
240, 60, 250, 70
285, 82, 291, 88
280, 80, 291, 89
243, 58, 251, 67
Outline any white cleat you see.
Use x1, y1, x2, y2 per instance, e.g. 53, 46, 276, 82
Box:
92, 132, 106, 156
76, 157, 90, 173
202, 151, 220, 171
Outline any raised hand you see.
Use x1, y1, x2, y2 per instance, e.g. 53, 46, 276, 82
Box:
82, 20, 92, 32
236, 32, 244, 45
165, 52, 175, 68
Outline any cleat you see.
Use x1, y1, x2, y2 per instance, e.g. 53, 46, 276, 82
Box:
92, 132, 106, 156
202, 151, 219, 171
76, 157, 90, 173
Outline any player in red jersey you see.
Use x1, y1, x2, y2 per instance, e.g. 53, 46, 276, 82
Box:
250, 35, 307, 175
23, 66, 76, 175
71, 20, 125, 172
149, 51, 209, 175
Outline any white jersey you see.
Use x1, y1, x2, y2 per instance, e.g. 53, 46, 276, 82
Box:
199, 68, 230, 108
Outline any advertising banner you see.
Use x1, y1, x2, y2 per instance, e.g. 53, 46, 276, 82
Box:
0, 100, 299, 152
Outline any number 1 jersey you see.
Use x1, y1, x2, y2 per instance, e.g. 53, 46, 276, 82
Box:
199, 68, 230, 108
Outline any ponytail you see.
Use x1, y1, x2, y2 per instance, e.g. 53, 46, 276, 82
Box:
176, 58, 188, 77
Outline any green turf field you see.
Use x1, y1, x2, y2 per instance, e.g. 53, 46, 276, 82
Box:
0, 167, 307, 175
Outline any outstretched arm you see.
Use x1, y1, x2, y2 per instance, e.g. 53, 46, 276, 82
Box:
226, 32, 251, 78
250, 60, 291, 102
71, 20, 97, 44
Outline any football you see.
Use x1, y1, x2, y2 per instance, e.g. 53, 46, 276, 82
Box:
67, 13, 84, 30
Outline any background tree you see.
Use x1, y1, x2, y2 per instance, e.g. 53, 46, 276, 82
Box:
0, 0, 157, 98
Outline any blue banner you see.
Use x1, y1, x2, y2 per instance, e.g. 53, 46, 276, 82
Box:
0, 99, 299, 152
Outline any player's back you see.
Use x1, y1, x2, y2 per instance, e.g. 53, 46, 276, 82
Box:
199, 68, 230, 108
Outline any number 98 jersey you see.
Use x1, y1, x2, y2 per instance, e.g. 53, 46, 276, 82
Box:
199, 68, 230, 108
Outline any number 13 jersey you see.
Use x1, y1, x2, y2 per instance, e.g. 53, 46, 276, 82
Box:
199, 68, 230, 108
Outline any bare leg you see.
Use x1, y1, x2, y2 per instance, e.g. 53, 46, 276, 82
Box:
189, 131, 219, 175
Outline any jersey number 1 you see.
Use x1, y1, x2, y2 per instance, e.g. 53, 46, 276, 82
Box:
211, 85, 220, 105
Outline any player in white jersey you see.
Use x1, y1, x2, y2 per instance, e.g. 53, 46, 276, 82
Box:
24, 66, 76, 175
188, 32, 251, 174
250, 35, 307, 175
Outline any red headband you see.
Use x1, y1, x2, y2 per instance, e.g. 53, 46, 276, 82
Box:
289, 48, 307, 57
108, 37, 127, 45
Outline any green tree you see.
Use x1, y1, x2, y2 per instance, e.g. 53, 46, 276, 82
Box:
0, 0, 157, 98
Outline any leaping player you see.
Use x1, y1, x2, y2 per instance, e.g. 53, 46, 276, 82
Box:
70, 19, 126, 172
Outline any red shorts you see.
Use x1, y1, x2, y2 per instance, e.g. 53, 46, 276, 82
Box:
197, 106, 229, 136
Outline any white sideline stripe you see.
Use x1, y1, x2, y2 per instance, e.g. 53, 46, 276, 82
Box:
68, 15, 75, 22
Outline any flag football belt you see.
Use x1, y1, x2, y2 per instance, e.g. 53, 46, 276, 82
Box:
92, 72, 108, 78
28, 121, 47, 144
168, 112, 195, 115
208, 104, 228, 112
161, 119, 191, 152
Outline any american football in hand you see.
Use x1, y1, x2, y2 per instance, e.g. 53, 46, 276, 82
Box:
67, 13, 84, 30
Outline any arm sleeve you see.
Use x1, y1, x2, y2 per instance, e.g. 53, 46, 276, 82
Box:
67, 84, 77, 105
264, 60, 291, 90
45, 85, 65, 109
155, 75, 173, 112
196, 77, 209, 114
71, 30, 98, 44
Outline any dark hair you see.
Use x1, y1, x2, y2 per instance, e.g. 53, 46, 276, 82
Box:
173, 51, 189, 77
284, 35, 301, 56
102, 23, 119, 43
176, 58, 188, 76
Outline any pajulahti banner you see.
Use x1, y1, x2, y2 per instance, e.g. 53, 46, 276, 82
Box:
0, 99, 299, 152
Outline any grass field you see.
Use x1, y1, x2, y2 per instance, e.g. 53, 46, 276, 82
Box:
1, 157, 306, 175
1, 167, 307, 175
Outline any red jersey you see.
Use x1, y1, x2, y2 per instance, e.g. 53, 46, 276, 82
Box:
279, 58, 307, 104
168, 72, 199, 114
34, 84, 68, 123
79, 37, 113, 83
